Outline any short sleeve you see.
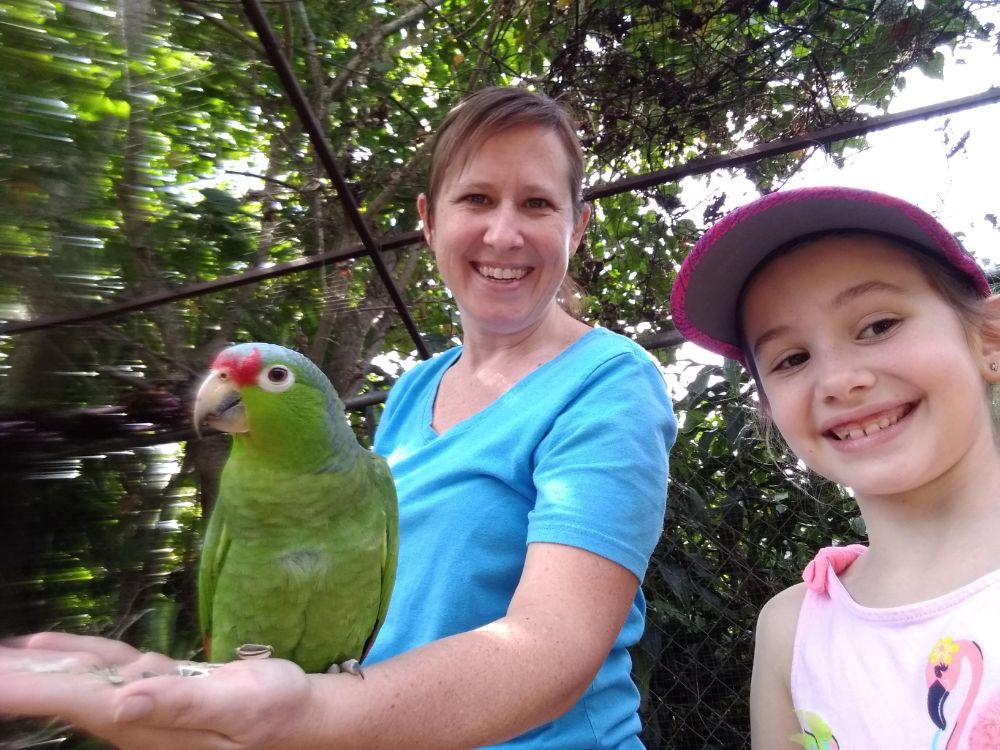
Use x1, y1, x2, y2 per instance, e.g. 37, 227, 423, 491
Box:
526, 346, 676, 580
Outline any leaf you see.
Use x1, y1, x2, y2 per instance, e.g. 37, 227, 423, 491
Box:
917, 50, 946, 79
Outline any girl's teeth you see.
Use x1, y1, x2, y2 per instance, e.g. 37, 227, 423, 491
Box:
836, 413, 900, 440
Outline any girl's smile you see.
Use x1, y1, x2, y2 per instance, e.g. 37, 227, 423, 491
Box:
741, 234, 996, 501
822, 401, 914, 443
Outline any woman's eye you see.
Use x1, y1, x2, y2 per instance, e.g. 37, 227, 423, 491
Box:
463, 194, 488, 205
861, 318, 900, 338
525, 197, 550, 209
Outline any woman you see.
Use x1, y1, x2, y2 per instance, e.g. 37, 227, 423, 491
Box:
0, 87, 676, 749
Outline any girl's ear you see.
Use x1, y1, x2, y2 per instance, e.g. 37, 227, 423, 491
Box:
977, 294, 1000, 382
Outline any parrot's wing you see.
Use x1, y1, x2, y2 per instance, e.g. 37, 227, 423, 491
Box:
362, 456, 398, 661
198, 496, 232, 661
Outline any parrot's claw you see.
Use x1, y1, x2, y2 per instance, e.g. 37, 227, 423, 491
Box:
326, 659, 364, 678
236, 643, 274, 660
170, 661, 224, 678
83, 666, 126, 685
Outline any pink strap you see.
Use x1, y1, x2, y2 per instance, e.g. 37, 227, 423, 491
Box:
802, 544, 867, 593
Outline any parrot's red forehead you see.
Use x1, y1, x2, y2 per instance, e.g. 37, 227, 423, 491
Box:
212, 347, 261, 387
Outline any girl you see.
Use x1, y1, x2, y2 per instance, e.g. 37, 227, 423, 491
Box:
671, 186, 1000, 749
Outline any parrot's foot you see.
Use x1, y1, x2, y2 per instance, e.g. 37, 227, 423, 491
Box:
326, 659, 364, 678
235, 643, 274, 660
173, 661, 225, 677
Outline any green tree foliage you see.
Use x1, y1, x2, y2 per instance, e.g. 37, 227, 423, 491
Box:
0, 0, 994, 746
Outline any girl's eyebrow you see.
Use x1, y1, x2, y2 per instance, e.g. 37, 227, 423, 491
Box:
830, 280, 905, 308
751, 325, 791, 360
750, 280, 906, 358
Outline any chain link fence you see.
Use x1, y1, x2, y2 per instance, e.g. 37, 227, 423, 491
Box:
632, 359, 862, 749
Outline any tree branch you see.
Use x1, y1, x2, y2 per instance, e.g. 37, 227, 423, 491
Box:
174, 0, 266, 56
325, 0, 448, 102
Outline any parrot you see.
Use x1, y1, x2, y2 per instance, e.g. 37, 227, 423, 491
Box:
191, 342, 397, 675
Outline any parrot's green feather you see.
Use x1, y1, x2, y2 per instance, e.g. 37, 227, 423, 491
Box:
196, 343, 397, 673
196, 493, 229, 652
365, 456, 398, 659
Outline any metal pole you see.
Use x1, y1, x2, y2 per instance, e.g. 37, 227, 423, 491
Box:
240, 0, 430, 359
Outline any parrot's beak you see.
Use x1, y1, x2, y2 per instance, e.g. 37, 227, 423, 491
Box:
193, 371, 249, 437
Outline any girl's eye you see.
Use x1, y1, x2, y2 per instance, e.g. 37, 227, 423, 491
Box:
773, 351, 809, 372
860, 317, 900, 338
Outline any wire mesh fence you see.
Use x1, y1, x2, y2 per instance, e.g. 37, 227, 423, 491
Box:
630, 359, 863, 749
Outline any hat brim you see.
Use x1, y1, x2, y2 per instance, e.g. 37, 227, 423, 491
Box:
670, 186, 990, 365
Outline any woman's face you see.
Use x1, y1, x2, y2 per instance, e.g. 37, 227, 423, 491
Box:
417, 123, 590, 340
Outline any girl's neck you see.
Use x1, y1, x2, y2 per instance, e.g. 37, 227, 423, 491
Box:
843, 438, 1000, 606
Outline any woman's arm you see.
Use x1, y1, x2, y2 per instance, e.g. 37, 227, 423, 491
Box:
309, 541, 638, 749
750, 583, 806, 750
0, 541, 637, 750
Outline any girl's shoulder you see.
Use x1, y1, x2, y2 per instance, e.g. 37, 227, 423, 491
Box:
753, 545, 868, 678
752, 582, 808, 726
758, 582, 809, 642
801, 544, 867, 595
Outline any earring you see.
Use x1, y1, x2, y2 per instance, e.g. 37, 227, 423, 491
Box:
991, 362, 999, 372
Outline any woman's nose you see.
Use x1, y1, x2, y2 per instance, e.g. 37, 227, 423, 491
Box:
482, 203, 525, 250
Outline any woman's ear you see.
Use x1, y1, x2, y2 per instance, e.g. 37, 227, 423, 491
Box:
569, 202, 591, 256
977, 294, 1000, 382
417, 193, 434, 246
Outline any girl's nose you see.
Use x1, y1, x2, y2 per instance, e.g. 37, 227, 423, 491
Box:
817, 356, 876, 403
482, 203, 525, 251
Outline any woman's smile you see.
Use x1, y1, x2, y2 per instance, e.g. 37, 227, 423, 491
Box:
474, 263, 532, 282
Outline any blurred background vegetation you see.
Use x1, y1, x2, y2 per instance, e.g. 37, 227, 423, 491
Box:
1, 0, 997, 747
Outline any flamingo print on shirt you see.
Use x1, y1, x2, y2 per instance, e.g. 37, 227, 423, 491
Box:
791, 709, 840, 749
925, 636, 1000, 748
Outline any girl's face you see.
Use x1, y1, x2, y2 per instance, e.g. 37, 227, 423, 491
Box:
741, 235, 995, 499
417, 123, 590, 340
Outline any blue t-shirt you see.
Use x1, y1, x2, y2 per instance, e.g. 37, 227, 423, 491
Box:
369, 327, 677, 749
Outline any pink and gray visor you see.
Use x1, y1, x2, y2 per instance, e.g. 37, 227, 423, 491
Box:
669, 186, 990, 366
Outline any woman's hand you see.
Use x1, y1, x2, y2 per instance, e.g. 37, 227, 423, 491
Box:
1, 541, 640, 750
0, 632, 321, 750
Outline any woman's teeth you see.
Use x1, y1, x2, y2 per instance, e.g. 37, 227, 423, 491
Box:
477, 265, 528, 280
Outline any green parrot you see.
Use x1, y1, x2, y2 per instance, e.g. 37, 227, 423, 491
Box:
192, 342, 397, 674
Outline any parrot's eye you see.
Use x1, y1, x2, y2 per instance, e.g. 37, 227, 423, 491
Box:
257, 365, 295, 393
